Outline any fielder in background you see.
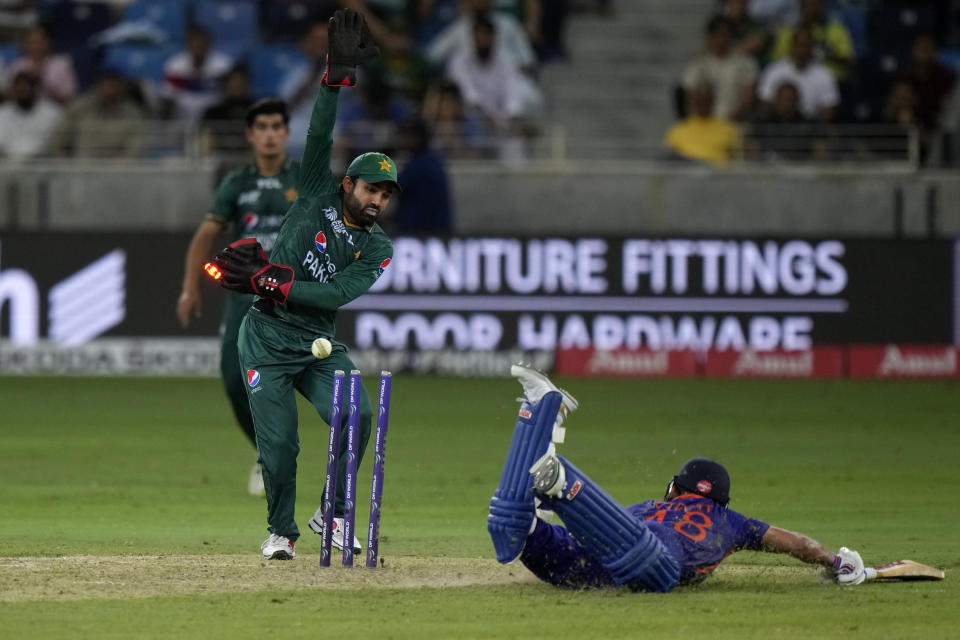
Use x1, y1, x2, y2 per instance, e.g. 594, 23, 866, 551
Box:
211, 8, 396, 561
176, 98, 299, 497
488, 365, 868, 591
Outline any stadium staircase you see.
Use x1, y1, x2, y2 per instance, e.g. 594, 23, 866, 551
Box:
537, 0, 713, 161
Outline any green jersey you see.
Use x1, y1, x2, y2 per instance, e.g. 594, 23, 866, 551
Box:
267, 86, 394, 337
208, 158, 301, 252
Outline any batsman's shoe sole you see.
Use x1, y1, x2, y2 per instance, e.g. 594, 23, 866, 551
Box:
261, 534, 295, 560
530, 452, 565, 498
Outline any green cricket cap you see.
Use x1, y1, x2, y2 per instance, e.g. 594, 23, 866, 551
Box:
345, 152, 401, 192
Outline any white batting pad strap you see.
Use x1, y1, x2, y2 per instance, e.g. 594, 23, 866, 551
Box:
552, 424, 566, 444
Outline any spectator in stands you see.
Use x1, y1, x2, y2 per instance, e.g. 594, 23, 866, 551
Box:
664, 82, 741, 166
446, 13, 540, 126
768, 0, 853, 79
279, 19, 330, 156
426, 0, 538, 76
2, 24, 76, 105
681, 15, 758, 121
884, 79, 919, 127
365, 26, 435, 108
749, 81, 829, 161
759, 81, 806, 124
160, 25, 232, 124
421, 80, 491, 159
895, 33, 957, 132
757, 27, 839, 121
883, 78, 943, 163
721, 0, 769, 62
392, 117, 453, 233
202, 65, 255, 157
335, 69, 412, 164
446, 13, 540, 162
46, 70, 145, 159
0, 71, 61, 159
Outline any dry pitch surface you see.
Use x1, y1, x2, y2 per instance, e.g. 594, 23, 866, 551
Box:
0, 555, 542, 601
0, 555, 829, 602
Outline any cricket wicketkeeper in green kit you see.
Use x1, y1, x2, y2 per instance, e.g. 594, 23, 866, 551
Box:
209, 8, 397, 560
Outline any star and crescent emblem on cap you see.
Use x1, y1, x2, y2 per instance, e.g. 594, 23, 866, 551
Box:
378, 159, 392, 172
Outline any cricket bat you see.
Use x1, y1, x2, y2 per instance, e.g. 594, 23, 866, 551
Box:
864, 560, 945, 581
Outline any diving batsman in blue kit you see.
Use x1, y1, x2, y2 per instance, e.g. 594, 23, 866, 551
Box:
488, 365, 869, 591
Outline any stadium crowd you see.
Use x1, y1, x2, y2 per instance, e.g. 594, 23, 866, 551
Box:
0, 0, 957, 168
667, 0, 959, 166
0, 0, 580, 167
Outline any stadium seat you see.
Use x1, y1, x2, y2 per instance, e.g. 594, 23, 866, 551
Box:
249, 44, 307, 98
102, 43, 177, 85
45, 1, 113, 48
193, 0, 259, 60
123, 0, 189, 46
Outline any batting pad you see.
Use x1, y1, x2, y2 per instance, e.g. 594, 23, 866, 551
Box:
537, 456, 681, 592
488, 391, 563, 564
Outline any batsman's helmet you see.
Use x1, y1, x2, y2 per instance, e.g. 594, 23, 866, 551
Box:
670, 457, 730, 507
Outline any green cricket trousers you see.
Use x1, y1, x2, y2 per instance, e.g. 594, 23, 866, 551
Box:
237, 307, 373, 541
220, 293, 257, 447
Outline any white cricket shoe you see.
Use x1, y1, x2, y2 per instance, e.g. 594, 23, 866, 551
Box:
306, 511, 362, 553
511, 363, 578, 437
248, 462, 265, 497
261, 534, 295, 560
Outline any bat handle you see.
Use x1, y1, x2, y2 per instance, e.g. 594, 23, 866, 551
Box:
864, 567, 878, 580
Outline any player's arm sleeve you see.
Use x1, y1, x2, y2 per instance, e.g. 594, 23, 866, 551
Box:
286, 246, 392, 311
728, 511, 771, 550
208, 175, 239, 225
298, 85, 341, 198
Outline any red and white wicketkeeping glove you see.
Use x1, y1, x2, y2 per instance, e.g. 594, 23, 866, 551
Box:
211, 238, 294, 305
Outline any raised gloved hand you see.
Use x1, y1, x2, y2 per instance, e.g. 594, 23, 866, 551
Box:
324, 8, 379, 87
829, 546, 866, 586
211, 238, 294, 305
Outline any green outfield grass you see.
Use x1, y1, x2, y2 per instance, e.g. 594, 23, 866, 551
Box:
1, 375, 957, 639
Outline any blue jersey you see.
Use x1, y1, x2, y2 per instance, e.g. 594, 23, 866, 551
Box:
629, 494, 770, 585
520, 494, 769, 589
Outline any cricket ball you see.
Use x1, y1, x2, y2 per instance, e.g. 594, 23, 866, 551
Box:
311, 337, 333, 359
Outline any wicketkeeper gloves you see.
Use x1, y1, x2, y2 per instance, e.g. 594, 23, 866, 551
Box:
324, 8, 380, 87
211, 238, 294, 306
